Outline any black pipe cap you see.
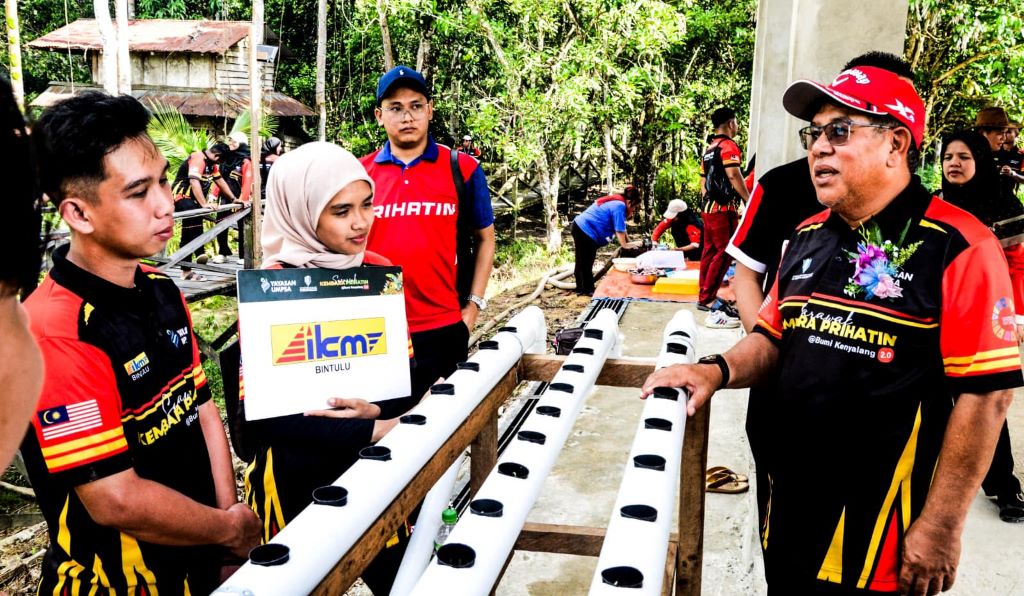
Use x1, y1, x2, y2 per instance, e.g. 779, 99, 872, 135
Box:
645, 417, 673, 432
470, 498, 504, 517
249, 543, 290, 567
633, 454, 666, 471
601, 566, 644, 588
652, 386, 679, 401
437, 543, 476, 568
478, 340, 500, 350
563, 364, 584, 373
536, 405, 561, 417
456, 361, 480, 372
498, 462, 530, 479
311, 485, 348, 507
572, 347, 594, 355
667, 342, 688, 355
620, 504, 658, 522
359, 445, 392, 461
548, 382, 574, 393
517, 430, 546, 445
431, 383, 455, 396
584, 328, 604, 340
400, 414, 426, 425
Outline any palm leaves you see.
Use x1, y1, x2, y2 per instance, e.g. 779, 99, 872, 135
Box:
229, 109, 279, 140
147, 101, 209, 174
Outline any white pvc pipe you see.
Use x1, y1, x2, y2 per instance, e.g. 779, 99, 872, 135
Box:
214, 306, 547, 595
389, 453, 467, 596
589, 310, 697, 594
409, 309, 620, 596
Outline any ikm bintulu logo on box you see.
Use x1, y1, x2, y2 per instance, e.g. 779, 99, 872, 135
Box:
271, 318, 387, 366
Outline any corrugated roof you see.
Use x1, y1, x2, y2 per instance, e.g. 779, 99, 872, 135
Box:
31, 85, 314, 117
27, 19, 251, 55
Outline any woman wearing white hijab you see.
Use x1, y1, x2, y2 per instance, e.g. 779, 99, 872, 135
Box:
245, 142, 413, 593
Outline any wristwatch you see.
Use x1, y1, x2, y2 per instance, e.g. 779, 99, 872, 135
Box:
697, 354, 730, 391
467, 294, 487, 311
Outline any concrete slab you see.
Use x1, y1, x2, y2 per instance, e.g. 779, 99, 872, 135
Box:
495, 300, 1024, 595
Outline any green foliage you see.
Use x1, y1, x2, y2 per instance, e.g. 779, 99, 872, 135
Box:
147, 102, 210, 173
906, 1, 1024, 150
189, 295, 238, 408
229, 109, 280, 140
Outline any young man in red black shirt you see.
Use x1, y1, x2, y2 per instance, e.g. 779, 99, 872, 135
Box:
362, 66, 496, 401
698, 106, 749, 327
0, 77, 43, 472
171, 143, 237, 279
23, 91, 259, 595
645, 66, 1022, 594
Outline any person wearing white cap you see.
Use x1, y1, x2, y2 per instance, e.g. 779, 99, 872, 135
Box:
460, 134, 481, 157
643, 61, 1022, 595
650, 198, 703, 261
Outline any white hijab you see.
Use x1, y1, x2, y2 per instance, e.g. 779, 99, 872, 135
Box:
261, 142, 375, 269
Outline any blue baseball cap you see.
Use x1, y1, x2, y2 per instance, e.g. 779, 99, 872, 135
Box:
376, 66, 430, 104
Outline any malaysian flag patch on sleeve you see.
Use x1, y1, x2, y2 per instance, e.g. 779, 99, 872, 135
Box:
35, 399, 128, 472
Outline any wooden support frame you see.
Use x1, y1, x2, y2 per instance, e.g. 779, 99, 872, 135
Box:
307, 353, 709, 595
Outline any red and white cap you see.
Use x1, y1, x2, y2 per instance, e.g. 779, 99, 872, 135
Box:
783, 66, 925, 148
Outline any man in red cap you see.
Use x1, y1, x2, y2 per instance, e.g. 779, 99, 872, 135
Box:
642, 64, 1022, 595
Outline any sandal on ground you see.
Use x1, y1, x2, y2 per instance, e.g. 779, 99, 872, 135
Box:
707, 466, 748, 484
706, 467, 749, 494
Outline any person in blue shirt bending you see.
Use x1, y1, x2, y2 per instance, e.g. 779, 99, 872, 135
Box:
570, 186, 641, 295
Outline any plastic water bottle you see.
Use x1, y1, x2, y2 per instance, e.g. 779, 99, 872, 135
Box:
433, 504, 458, 551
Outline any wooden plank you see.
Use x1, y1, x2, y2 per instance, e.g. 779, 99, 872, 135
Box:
161, 208, 249, 271
662, 540, 678, 596
676, 404, 709, 596
513, 522, 606, 557
312, 368, 521, 595
520, 354, 656, 388
470, 409, 498, 495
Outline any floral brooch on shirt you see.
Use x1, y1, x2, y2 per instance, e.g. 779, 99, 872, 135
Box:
843, 220, 922, 300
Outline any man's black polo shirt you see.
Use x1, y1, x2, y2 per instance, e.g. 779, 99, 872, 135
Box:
727, 157, 823, 293
22, 245, 219, 595
753, 179, 1023, 591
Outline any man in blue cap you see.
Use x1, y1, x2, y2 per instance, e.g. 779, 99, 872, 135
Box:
362, 66, 496, 401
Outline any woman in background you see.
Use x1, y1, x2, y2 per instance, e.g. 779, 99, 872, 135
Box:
940, 129, 1024, 524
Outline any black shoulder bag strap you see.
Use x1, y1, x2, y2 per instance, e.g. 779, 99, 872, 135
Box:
451, 149, 476, 305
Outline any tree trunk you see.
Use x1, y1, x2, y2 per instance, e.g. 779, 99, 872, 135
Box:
415, 11, 435, 85
376, 0, 394, 70
5, 0, 24, 112
248, 0, 264, 267
94, 0, 118, 94
538, 152, 564, 253
115, 0, 131, 94
316, 0, 327, 141
604, 124, 614, 193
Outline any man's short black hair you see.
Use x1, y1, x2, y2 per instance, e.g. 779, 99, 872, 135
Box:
842, 51, 915, 84
0, 78, 41, 295
33, 91, 151, 205
208, 142, 230, 157
711, 107, 736, 129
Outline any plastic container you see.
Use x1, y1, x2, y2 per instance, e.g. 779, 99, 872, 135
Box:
434, 504, 458, 551
612, 257, 638, 272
